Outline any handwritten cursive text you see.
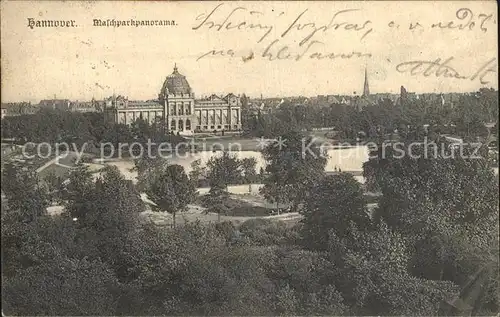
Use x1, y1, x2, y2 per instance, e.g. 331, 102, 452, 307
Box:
192, 3, 273, 43
396, 57, 497, 84
431, 8, 494, 32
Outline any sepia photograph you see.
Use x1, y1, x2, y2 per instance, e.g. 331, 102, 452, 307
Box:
0, 1, 498, 316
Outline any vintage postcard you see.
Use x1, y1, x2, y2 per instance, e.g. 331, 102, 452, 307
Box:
1, 1, 498, 316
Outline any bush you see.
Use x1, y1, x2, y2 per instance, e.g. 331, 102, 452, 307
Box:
202, 196, 271, 217
226, 205, 270, 217
215, 221, 236, 241
80, 154, 94, 163
239, 218, 298, 246
2, 254, 119, 316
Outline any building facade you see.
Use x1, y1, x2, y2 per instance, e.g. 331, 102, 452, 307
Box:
194, 93, 241, 132
38, 99, 103, 113
104, 96, 163, 125
0, 102, 38, 118
104, 65, 242, 135
69, 99, 104, 112
39, 99, 71, 110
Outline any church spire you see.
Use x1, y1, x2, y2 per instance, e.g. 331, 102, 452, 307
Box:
362, 67, 370, 97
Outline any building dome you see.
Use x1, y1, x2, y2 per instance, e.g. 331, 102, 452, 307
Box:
160, 65, 192, 97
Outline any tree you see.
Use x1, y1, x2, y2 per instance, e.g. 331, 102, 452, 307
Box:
188, 158, 205, 187
365, 141, 497, 231
328, 222, 459, 315
102, 123, 134, 155
240, 157, 258, 184
204, 152, 243, 221
1, 199, 46, 277
0, 109, 111, 147
260, 131, 327, 213
146, 164, 197, 227
301, 173, 371, 251
63, 163, 95, 220
204, 184, 230, 222
130, 117, 152, 144
267, 247, 348, 315
1, 165, 136, 315
1, 204, 123, 315
1, 163, 49, 219
2, 254, 120, 316
206, 151, 242, 190
90, 165, 144, 229
239, 218, 299, 246
70, 165, 144, 282
43, 170, 63, 204
132, 156, 168, 191
363, 140, 499, 314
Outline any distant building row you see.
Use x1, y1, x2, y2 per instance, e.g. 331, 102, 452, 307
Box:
0, 99, 103, 119
0, 67, 488, 126
246, 90, 465, 114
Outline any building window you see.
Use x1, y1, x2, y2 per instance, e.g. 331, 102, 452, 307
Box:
196, 126, 201, 131
179, 104, 184, 115
224, 125, 229, 130
185, 103, 191, 115
186, 119, 191, 131
171, 120, 176, 130
217, 125, 221, 129
171, 104, 176, 116
210, 125, 214, 129
178, 119, 184, 131
203, 126, 208, 130
233, 125, 238, 130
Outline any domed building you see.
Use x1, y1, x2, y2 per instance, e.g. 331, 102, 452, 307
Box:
159, 65, 192, 96
159, 65, 196, 134
104, 65, 242, 135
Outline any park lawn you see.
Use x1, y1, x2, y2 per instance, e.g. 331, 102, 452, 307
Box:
202, 195, 273, 217
225, 205, 270, 217
36, 153, 76, 180
38, 163, 72, 180
143, 194, 275, 227
193, 136, 261, 151
37, 152, 101, 181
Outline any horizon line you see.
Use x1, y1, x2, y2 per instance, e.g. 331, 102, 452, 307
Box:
2, 87, 498, 105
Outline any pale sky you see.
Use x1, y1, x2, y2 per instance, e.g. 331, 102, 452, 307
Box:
1, 1, 498, 103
